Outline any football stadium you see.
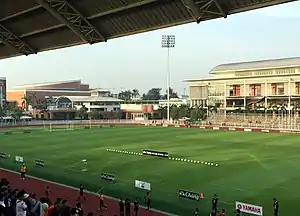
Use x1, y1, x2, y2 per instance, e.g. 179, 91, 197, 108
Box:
0, 1, 299, 216
0, 122, 299, 216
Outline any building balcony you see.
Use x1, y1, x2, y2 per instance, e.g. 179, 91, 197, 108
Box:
48, 106, 76, 112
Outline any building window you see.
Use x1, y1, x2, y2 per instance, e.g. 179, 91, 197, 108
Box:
296, 83, 300, 95
249, 84, 261, 96
254, 70, 273, 76
277, 84, 284, 95
235, 72, 252, 77
271, 84, 277, 95
275, 68, 295, 75
208, 85, 224, 97
229, 85, 241, 96
271, 83, 284, 95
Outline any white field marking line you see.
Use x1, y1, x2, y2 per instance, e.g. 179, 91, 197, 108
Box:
0, 168, 178, 216
248, 153, 268, 170
106, 149, 220, 167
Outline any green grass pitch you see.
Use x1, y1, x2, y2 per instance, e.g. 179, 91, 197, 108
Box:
0, 126, 299, 215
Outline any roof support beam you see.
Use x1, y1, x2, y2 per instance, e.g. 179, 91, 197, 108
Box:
0, 24, 36, 55
213, 0, 227, 18
181, 0, 202, 21
183, 0, 227, 23
35, 0, 106, 44
0, 5, 43, 22
88, 0, 157, 19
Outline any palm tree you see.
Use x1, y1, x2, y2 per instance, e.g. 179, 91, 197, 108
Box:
22, 93, 38, 109
39, 99, 50, 119
11, 106, 23, 121
178, 104, 190, 119
0, 105, 6, 117
76, 105, 88, 120
170, 105, 179, 120
132, 89, 140, 99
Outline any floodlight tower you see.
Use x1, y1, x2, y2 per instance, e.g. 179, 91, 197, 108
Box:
161, 35, 175, 122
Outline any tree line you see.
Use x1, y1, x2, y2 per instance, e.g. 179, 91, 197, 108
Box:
118, 87, 179, 101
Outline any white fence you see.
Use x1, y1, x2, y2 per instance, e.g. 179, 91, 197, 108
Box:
0, 119, 167, 128
204, 113, 300, 130
2, 117, 300, 131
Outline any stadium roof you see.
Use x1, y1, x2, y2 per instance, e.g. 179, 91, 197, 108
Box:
210, 57, 300, 74
66, 95, 123, 102
184, 73, 300, 83
11, 79, 83, 90
0, 0, 295, 60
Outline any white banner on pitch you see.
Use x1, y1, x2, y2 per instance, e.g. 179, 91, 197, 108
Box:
235, 201, 263, 216
135, 180, 151, 191
15, 156, 24, 163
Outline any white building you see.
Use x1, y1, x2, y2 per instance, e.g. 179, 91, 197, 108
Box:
53, 89, 123, 112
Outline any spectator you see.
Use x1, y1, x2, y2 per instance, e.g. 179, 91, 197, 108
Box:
0, 192, 6, 216
70, 208, 77, 216
0, 179, 9, 189
16, 191, 27, 216
218, 208, 226, 216
40, 197, 49, 216
133, 198, 139, 216
47, 198, 62, 216
75, 203, 83, 216
125, 198, 130, 216
119, 198, 124, 216
57, 199, 70, 216
28, 193, 41, 216
6, 189, 18, 216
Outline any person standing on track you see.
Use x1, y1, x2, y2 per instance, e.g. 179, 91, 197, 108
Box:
212, 193, 218, 212
133, 198, 139, 216
45, 185, 51, 200
125, 198, 130, 216
20, 164, 27, 180
119, 198, 124, 216
76, 184, 86, 201
98, 194, 107, 211
144, 192, 151, 210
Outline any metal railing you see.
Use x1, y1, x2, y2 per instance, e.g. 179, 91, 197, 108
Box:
0, 119, 168, 128
204, 113, 300, 130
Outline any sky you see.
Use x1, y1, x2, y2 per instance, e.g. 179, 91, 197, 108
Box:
0, 1, 300, 95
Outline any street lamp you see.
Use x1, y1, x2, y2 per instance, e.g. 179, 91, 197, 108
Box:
161, 35, 175, 122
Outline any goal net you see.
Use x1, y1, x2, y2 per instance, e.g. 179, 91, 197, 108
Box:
43, 121, 74, 132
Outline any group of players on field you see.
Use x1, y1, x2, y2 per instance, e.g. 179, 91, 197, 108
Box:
19, 164, 279, 216
193, 193, 279, 216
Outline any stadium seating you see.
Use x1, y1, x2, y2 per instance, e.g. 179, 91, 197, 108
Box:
0, 177, 115, 216
0, 176, 148, 216
206, 113, 300, 130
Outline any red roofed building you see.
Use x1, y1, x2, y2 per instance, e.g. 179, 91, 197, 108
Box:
7, 80, 122, 120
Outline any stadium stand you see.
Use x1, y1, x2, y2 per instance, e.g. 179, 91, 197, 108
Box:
0, 177, 87, 216
206, 113, 300, 129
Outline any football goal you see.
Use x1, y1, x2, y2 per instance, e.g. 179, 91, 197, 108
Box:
43, 121, 74, 132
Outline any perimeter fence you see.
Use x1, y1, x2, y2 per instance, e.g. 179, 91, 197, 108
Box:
204, 112, 300, 130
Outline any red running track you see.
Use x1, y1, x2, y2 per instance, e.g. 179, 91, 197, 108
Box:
0, 169, 167, 216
